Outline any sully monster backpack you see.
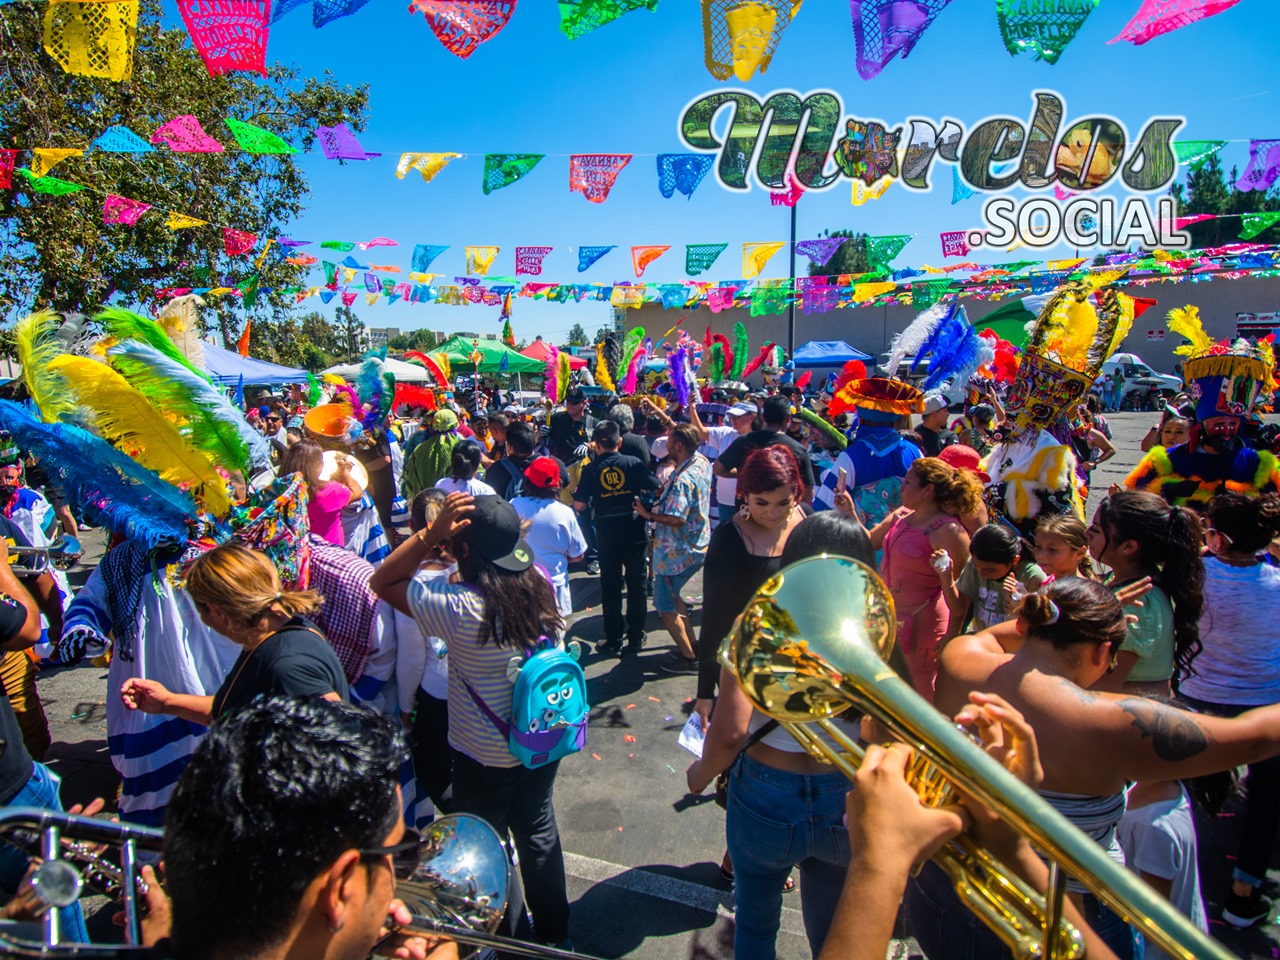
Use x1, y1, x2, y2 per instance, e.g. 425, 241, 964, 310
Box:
463, 637, 589, 769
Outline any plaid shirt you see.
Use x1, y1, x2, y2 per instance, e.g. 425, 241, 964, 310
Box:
307, 535, 378, 683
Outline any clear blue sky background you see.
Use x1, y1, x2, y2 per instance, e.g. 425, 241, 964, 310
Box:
258, 0, 1275, 344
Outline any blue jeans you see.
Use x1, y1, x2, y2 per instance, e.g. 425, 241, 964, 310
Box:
906, 859, 1139, 960
725, 752, 851, 960
718, 503, 737, 526
0, 760, 89, 942
653, 560, 701, 615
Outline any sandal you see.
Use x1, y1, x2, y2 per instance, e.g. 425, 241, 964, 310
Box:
719, 864, 796, 894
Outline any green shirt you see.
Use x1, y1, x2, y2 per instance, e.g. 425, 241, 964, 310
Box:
955, 559, 1047, 631
1118, 582, 1175, 683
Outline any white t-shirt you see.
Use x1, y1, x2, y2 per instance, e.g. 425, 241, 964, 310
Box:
704, 424, 743, 509
395, 565, 456, 705
435, 476, 497, 497
510, 496, 587, 616
1180, 558, 1280, 706
1117, 786, 1207, 960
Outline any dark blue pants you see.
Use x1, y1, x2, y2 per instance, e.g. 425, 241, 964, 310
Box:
594, 515, 647, 642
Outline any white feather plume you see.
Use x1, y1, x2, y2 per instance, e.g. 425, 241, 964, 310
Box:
883, 303, 949, 376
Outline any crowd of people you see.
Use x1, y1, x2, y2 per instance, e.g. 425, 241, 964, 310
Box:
4, 288, 1280, 960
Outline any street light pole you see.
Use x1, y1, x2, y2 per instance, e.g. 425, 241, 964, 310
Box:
786, 199, 797, 356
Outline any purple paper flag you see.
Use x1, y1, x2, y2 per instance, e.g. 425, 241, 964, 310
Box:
1236, 140, 1280, 193
795, 238, 846, 267
849, 0, 956, 80
316, 123, 380, 160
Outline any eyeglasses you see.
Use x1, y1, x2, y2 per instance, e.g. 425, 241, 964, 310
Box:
266, 417, 282, 424
357, 828, 422, 881
1204, 527, 1234, 551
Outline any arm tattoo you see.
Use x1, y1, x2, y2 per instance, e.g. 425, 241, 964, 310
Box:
1117, 698, 1208, 762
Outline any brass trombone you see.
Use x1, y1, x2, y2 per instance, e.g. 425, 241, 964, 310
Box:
7, 535, 83, 577
721, 554, 1233, 960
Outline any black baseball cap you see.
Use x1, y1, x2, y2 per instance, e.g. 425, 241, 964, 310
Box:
456, 496, 533, 572
564, 386, 586, 403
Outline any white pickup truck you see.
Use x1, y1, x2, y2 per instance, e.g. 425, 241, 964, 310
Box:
1099, 355, 1184, 409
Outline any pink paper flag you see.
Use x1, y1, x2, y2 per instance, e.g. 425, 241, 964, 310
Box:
0, 150, 15, 189
940, 230, 970, 258
514, 246, 553, 276
341, 292, 358, 306
223, 228, 258, 256
569, 154, 632, 203
356, 236, 398, 249
151, 115, 225, 152
103, 195, 151, 225
769, 173, 804, 207
1109, 0, 1243, 46
176, 0, 271, 76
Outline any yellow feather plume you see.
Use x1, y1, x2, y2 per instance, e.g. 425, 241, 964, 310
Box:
433, 352, 452, 383
594, 343, 617, 393
16, 311, 77, 424
1168, 305, 1213, 358
321, 373, 345, 386
156, 295, 208, 371
47, 355, 230, 516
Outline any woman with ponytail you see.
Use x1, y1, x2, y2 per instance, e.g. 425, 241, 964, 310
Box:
920, 578, 1280, 960
1085, 491, 1204, 696
120, 544, 346, 724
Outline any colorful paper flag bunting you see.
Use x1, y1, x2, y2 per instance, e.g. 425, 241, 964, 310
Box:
849, 0, 954, 80
224, 228, 258, 256
559, 0, 657, 39
176, 0, 270, 76
15, 168, 84, 196
1236, 140, 1280, 193
225, 117, 297, 154
995, 0, 1098, 63
316, 123, 379, 160
951, 166, 977, 203
465, 245, 500, 276
340, 255, 369, 269
0, 151, 15, 190
866, 234, 913, 269
569, 154, 633, 203
410, 0, 516, 59
1172, 140, 1226, 171
910, 279, 951, 309
411, 244, 449, 272
940, 230, 970, 258
1109, 0, 1243, 45
743, 241, 785, 279
1240, 212, 1280, 241
769, 173, 804, 207
656, 153, 714, 200
103, 194, 150, 225
92, 125, 153, 153
482, 154, 544, 194
396, 152, 460, 182
851, 176, 893, 205
794, 238, 845, 267
323, 241, 355, 251
31, 148, 81, 179
165, 211, 207, 230
514, 246, 553, 276
43, 0, 137, 82
686, 243, 728, 276
152, 115, 224, 152
356, 237, 398, 250
631, 245, 670, 278
577, 245, 615, 272
276, 237, 310, 247
702, 0, 800, 82
272, 0, 370, 28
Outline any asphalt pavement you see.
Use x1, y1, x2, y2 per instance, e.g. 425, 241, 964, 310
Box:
31, 412, 1279, 959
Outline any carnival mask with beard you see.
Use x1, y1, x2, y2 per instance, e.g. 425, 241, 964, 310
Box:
1197, 416, 1241, 453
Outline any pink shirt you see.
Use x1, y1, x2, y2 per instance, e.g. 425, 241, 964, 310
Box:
308, 481, 350, 546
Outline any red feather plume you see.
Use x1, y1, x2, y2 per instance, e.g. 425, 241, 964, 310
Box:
405, 350, 450, 389
710, 333, 734, 379
833, 359, 867, 392
393, 383, 437, 413
741, 342, 777, 380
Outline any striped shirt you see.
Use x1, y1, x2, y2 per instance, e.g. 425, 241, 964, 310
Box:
408, 579, 522, 768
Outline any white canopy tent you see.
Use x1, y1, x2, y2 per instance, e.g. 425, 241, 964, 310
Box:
321, 357, 436, 383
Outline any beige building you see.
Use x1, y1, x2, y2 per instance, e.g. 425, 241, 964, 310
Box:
628, 275, 1280, 380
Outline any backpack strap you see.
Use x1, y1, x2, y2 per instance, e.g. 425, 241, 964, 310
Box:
461, 676, 511, 739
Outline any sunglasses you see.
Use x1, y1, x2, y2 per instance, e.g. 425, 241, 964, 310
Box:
357, 828, 422, 881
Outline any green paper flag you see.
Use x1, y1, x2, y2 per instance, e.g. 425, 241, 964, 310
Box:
225, 118, 299, 155
559, 0, 658, 39
1240, 211, 1280, 241
686, 242, 728, 276
910, 280, 951, 309
1172, 140, 1226, 171
15, 167, 84, 195
482, 154, 545, 194
322, 241, 355, 251
238, 273, 260, 308
865, 234, 913, 269
750, 282, 791, 317
996, 0, 1100, 64
323, 261, 337, 285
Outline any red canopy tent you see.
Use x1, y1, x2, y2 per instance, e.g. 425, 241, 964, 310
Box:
521, 337, 587, 370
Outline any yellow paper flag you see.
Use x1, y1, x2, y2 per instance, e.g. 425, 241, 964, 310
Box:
1047, 257, 1088, 271
408, 272, 437, 283
610, 286, 646, 309
341, 267, 358, 285
396, 152, 461, 183
166, 212, 207, 230
743, 241, 786, 279
43, 0, 137, 82
254, 238, 275, 269
31, 148, 82, 179
365, 294, 380, 306
852, 282, 896, 303
851, 176, 893, 206
465, 246, 500, 277
725, 1, 778, 81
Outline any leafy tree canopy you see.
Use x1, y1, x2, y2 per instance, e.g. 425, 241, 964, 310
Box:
565, 323, 587, 347
1169, 154, 1280, 247
387, 328, 438, 353
806, 228, 870, 277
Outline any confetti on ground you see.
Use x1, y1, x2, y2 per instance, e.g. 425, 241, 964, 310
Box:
666, 764, 676, 773
628, 753, 635, 759
664, 716, 673, 721
591, 753, 602, 761
625, 704, 636, 709
684, 697, 694, 703
617, 826, 623, 832
624, 735, 636, 742
648, 696, 662, 703
71, 710, 88, 720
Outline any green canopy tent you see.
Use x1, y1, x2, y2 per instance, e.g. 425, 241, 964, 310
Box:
431, 336, 545, 374
971, 293, 1054, 347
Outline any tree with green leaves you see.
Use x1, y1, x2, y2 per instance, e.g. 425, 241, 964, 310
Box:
565, 323, 587, 347
806, 229, 870, 277
592, 324, 614, 344
1169, 154, 1280, 247
0, 0, 369, 349
335, 306, 362, 362
387, 328, 438, 353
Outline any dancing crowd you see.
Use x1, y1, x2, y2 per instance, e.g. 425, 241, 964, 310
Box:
3, 287, 1280, 960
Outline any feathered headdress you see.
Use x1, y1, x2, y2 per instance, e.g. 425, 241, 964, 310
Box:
616, 327, 645, 385
16, 310, 77, 424
1166, 304, 1277, 422
909, 304, 994, 396
108, 340, 271, 474
329, 381, 361, 413
96, 307, 211, 384
544, 343, 562, 402
741, 342, 777, 381
557, 350, 572, 404
621, 337, 650, 395
393, 383, 437, 414
669, 345, 693, 407
46, 355, 230, 516
405, 350, 451, 388
798, 406, 846, 449
1168, 305, 1214, 359
156, 295, 208, 371
884, 302, 948, 376
594, 341, 617, 394
306, 372, 323, 406
979, 330, 1021, 384
356, 357, 392, 429
728, 322, 749, 380
709, 333, 734, 381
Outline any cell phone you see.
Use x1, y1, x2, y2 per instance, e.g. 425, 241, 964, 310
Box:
836, 467, 848, 493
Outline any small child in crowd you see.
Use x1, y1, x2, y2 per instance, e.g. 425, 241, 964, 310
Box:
937, 523, 1046, 635
1033, 514, 1097, 583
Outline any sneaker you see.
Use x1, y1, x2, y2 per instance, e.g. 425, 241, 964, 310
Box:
585, 561, 600, 576
1224, 891, 1273, 928
598, 637, 623, 654
626, 631, 647, 652
659, 653, 699, 675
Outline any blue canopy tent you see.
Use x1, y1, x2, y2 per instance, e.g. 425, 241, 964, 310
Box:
204, 342, 308, 386
791, 340, 873, 367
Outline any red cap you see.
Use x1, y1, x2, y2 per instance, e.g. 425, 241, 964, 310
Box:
938, 444, 990, 484
523, 456, 562, 491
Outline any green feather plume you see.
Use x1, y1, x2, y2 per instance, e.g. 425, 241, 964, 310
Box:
729, 321, 749, 380
96, 307, 211, 384
708, 342, 726, 382
616, 326, 645, 384
306, 372, 322, 406
16, 310, 77, 423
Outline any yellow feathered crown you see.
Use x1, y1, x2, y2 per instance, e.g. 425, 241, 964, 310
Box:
1166, 305, 1276, 419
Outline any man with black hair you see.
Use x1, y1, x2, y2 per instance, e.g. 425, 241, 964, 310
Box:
713, 394, 816, 502
162, 696, 446, 960
606, 404, 652, 467
489, 422, 568, 502
574, 420, 657, 652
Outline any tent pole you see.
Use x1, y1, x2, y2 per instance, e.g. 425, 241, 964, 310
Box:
787, 200, 797, 357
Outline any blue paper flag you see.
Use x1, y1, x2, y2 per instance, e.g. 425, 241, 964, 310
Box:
319, 290, 337, 303
657, 154, 714, 200
92, 125, 154, 153
411, 244, 449, 273
951, 166, 977, 204
577, 246, 616, 272
233, 374, 244, 407
499, 353, 509, 372
341, 254, 370, 270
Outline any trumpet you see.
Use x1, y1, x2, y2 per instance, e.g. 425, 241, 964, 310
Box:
7, 535, 82, 577
722, 555, 1233, 960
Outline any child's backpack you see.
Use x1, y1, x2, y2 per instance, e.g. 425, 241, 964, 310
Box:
463, 637, 588, 769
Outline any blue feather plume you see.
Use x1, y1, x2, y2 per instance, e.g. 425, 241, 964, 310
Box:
0, 401, 196, 550
356, 358, 385, 430
919, 305, 987, 394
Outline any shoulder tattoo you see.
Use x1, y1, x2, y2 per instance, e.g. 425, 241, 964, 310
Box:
1117, 697, 1208, 762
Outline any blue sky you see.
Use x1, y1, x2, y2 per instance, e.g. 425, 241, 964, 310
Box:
260, 0, 1276, 343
